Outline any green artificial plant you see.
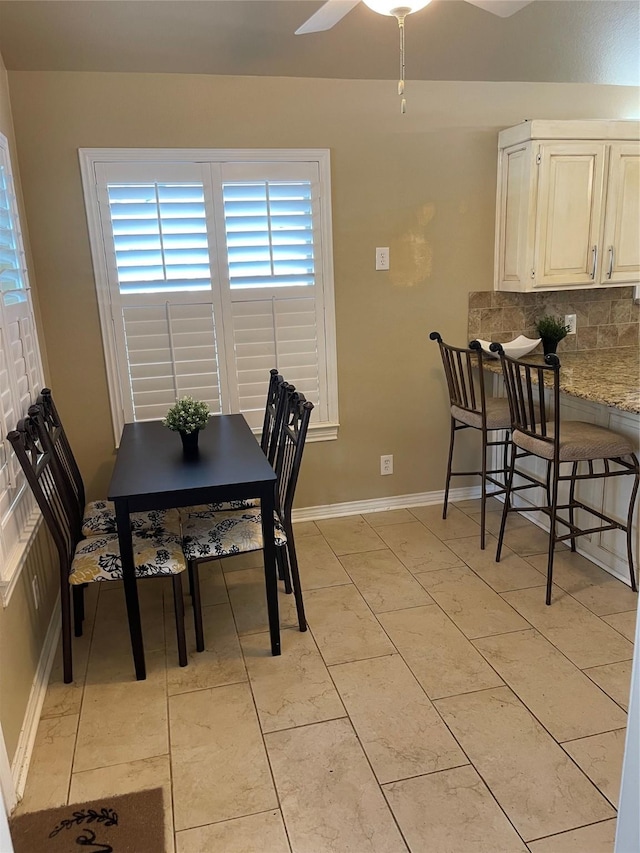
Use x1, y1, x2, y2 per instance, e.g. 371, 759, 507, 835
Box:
535, 315, 571, 343
162, 396, 210, 434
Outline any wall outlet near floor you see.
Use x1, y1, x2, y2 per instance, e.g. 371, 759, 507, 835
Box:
380, 454, 393, 475
565, 313, 577, 334
31, 575, 40, 610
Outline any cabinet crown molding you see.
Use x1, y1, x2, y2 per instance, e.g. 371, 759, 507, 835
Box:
498, 119, 640, 149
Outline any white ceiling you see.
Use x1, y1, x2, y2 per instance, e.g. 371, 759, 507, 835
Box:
0, 0, 638, 85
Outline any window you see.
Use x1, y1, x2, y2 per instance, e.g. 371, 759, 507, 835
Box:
0, 132, 45, 591
79, 149, 338, 442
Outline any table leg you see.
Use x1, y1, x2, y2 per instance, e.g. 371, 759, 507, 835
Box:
261, 487, 281, 656
115, 500, 147, 680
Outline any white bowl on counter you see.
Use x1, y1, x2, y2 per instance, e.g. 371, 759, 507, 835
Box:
475, 335, 541, 360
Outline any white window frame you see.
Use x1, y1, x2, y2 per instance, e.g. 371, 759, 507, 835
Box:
79, 148, 339, 444
0, 132, 45, 602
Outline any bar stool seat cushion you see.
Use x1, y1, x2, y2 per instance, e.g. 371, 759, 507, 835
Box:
514, 421, 634, 463
82, 501, 181, 537
451, 397, 511, 430
182, 508, 287, 560
70, 531, 186, 584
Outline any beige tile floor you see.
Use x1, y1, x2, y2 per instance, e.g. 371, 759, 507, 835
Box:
16, 499, 637, 852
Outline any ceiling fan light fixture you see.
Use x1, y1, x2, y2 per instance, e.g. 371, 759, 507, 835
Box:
362, 0, 432, 16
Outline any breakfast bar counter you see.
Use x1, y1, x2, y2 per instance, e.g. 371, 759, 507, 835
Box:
482, 347, 640, 414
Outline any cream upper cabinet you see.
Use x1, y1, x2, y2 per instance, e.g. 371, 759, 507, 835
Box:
602, 143, 640, 285
494, 120, 640, 292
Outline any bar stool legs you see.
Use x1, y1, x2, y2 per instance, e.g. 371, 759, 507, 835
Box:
626, 454, 639, 593
442, 418, 456, 522
545, 461, 560, 605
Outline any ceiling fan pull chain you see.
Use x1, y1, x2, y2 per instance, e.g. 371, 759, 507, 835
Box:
397, 13, 406, 113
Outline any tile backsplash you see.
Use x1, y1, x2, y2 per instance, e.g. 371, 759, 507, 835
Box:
467, 286, 639, 353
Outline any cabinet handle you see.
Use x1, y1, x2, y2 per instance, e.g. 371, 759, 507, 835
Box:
590, 245, 598, 279
607, 246, 614, 279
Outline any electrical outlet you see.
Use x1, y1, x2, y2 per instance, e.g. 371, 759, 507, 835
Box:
380, 454, 393, 475
31, 575, 40, 610
565, 313, 577, 335
375, 247, 390, 271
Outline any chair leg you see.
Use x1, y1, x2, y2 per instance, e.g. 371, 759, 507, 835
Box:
626, 454, 639, 593
72, 584, 85, 637
172, 574, 188, 667
277, 547, 292, 595
189, 563, 205, 652
480, 430, 488, 551
442, 418, 456, 520
502, 430, 511, 488
546, 462, 560, 606
283, 529, 307, 632
568, 462, 578, 553
496, 448, 517, 563
62, 583, 73, 684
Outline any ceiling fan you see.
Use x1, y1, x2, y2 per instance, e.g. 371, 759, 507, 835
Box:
295, 0, 534, 112
295, 0, 534, 35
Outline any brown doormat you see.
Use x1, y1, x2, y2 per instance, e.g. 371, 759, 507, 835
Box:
10, 787, 165, 853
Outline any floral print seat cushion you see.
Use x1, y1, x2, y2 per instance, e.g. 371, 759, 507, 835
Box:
182, 508, 287, 561
70, 530, 186, 585
179, 500, 258, 522
82, 501, 181, 537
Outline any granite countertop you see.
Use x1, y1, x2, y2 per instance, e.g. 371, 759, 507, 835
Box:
482, 348, 640, 414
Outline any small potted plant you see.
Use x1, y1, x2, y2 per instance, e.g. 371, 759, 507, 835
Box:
535, 315, 571, 355
163, 396, 210, 454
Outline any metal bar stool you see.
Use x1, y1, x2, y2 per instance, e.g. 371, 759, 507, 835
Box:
430, 332, 512, 549
491, 344, 639, 604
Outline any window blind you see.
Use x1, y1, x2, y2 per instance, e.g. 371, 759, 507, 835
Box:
0, 134, 44, 586
222, 181, 315, 289
82, 151, 337, 440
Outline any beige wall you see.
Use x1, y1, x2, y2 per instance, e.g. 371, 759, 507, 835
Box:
5, 72, 640, 510
0, 52, 58, 767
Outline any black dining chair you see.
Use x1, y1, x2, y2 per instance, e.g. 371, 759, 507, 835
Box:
8, 414, 193, 683
181, 386, 314, 637
430, 332, 512, 549
491, 343, 639, 604
187, 368, 289, 517
33, 389, 181, 537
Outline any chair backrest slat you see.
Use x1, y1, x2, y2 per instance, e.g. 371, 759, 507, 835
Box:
36, 389, 86, 520
8, 418, 78, 578
261, 369, 288, 464
491, 344, 561, 459
430, 332, 487, 423
274, 387, 313, 520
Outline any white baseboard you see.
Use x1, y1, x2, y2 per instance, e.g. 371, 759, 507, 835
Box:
0, 723, 15, 815
292, 485, 482, 523
10, 595, 61, 804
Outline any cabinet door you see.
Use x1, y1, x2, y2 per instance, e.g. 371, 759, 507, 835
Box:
534, 143, 606, 287
495, 142, 536, 290
602, 143, 640, 285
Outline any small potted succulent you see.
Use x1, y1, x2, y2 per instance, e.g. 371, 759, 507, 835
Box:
163, 396, 210, 454
535, 315, 571, 355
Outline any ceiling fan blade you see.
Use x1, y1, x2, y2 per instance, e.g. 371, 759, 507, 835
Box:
295, 0, 361, 34
463, 0, 534, 17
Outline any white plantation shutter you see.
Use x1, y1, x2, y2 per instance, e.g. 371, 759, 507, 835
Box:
219, 162, 328, 424
222, 177, 315, 289
81, 150, 338, 441
121, 299, 222, 421
0, 133, 45, 587
94, 163, 229, 424
230, 296, 323, 429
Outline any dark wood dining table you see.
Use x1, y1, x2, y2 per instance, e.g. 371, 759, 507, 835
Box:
108, 415, 279, 680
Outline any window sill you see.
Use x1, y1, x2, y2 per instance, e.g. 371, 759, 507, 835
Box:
251, 421, 339, 443
0, 508, 44, 607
